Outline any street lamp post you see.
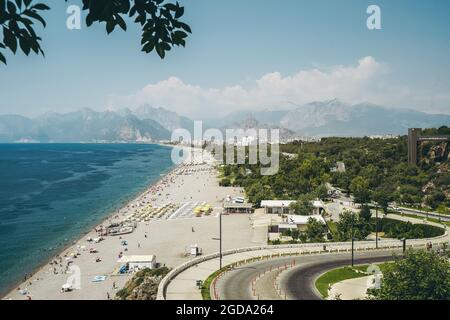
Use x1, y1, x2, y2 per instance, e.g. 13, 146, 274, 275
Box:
351, 213, 355, 267
219, 212, 223, 269
212, 213, 223, 269
351, 236, 355, 267
375, 205, 379, 249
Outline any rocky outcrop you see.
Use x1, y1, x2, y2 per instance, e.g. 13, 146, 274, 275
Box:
116, 267, 171, 300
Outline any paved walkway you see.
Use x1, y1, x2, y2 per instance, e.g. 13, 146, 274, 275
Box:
328, 276, 373, 300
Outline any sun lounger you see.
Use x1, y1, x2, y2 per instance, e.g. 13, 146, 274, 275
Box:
92, 275, 107, 283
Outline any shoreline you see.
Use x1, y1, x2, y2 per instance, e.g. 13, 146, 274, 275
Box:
3, 145, 252, 300
1, 144, 182, 299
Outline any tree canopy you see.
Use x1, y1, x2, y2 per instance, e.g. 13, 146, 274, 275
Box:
350, 176, 370, 204
220, 133, 449, 212
335, 210, 371, 241
0, 0, 191, 64
305, 217, 328, 242
368, 249, 450, 300
289, 194, 314, 216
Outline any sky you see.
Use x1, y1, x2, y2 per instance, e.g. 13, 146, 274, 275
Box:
1, 0, 450, 119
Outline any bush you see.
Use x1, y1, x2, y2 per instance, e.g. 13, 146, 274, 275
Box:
219, 178, 231, 187
372, 218, 444, 239
368, 250, 450, 300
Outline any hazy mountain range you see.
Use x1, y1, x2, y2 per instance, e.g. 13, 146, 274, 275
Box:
0, 108, 172, 143
0, 100, 449, 142
205, 99, 450, 137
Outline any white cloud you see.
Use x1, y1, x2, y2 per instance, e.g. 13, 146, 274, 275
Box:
107, 56, 449, 118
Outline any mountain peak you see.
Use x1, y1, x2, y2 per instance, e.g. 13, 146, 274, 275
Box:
209, 100, 450, 137
132, 105, 193, 131
326, 98, 342, 105
0, 108, 172, 142
304, 98, 347, 109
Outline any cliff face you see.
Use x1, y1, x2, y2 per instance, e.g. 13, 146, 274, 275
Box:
123, 276, 161, 300
115, 267, 170, 300
429, 142, 449, 162
417, 141, 450, 208
420, 142, 449, 165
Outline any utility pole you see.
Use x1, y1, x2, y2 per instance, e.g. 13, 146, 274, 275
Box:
219, 212, 222, 269
375, 204, 379, 249
351, 213, 355, 267
351, 236, 355, 267
212, 213, 223, 269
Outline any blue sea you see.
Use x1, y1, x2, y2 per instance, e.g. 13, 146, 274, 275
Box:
0, 143, 175, 296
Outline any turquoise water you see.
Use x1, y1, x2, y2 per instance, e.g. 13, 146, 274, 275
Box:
0, 143, 174, 295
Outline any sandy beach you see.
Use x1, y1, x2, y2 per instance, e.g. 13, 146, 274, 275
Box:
3, 147, 266, 300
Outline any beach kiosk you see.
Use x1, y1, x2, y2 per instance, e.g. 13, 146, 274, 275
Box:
190, 244, 202, 257
118, 255, 157, 272
223, 202, 253, 214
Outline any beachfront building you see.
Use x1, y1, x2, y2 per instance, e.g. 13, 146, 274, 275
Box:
261, 200, 325, 215
223, 202, 253, 214
278, 214, 327, 232
118, 255, 157, 271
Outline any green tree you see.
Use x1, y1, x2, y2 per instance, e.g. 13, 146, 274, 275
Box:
314, 184, 329, 201
360, 164, 380, 188
360, 205, 372, 222
350, 176, 371, 204
223, 166, 231, 177
372, 189, 390, 214
289, 194, 314, 216
219, 178, 231, 187
0, 0, 191, 65
425, 191, 446, 209
335, 211, 355, 241
368, 250, 450, 300
246, 183, 273, 208
333, 172, 351, 195
399, 184, 422, 205
305, 218, 327, 242
291, 229, 300, 240
336, 210, 371, 241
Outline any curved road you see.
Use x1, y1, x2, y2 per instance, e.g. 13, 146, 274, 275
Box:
282, 252, 397, 300
217, 250, 401, 300
394, 207, 450, 222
